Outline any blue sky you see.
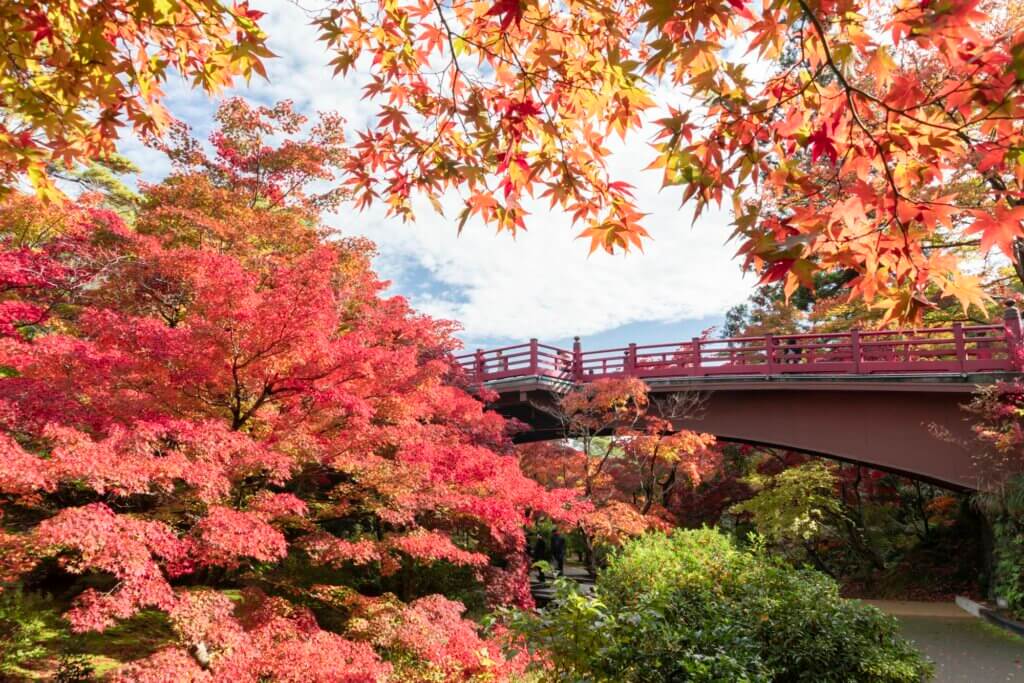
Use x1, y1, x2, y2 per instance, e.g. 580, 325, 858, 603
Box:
118, 0, 755, 351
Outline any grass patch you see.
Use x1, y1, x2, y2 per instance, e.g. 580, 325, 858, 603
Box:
977, 618, 1024, 645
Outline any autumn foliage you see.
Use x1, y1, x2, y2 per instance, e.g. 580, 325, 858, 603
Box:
0, 101, 577, 680
313, 0, 1024, 321
0, 0, 272, 197
959, 380, 1024, 492
6, 1, 1024, 321
519, 378, 717, 566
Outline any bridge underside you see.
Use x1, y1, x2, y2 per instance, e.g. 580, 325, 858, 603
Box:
489, 373, 1018, 490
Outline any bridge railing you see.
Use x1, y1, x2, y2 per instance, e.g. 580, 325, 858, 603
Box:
454, 321, 1023, 384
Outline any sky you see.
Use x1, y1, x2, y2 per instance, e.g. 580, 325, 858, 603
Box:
118, 0, 755, 351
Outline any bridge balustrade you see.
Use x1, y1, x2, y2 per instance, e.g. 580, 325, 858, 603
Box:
455, 321, 1022, 385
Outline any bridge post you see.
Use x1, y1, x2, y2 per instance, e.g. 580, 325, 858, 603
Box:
1004, 301, 1022, 368
953, 322, 966, 373
764, 334, 775, 374
529, 338, 539, 375
572, 337, 583, 382
691, 337, 702, 372
625, 343, 637, 376
851, 329, 861, 374
474, 349, 485, 383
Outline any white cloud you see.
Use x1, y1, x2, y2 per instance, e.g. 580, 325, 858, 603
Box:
357, 148, 751, 344
124, 0, 753, 345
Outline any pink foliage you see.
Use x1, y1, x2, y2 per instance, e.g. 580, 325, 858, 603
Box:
301, 532, 383, 566
0, 432, 53, 496
484, 552, 536, 609
246, 491, 308, 520
113, 647, 212, 683
345, 593, 528, 681
0, 116, 583, 678
169, 590, 245, 653
35, 504, 182, 631
193, 506, 288, 568
0, 300, 45, 338
387, 530, 489, 567
122, 591, 390, 682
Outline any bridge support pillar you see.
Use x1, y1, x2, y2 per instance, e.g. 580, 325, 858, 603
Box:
474, 349, 484, 383
626, 343, 637, 376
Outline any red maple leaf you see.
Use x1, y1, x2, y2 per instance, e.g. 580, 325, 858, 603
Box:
758, 259, 795, 284
23, 11, 52, 43
808, 126, 838, 165
485, 0, 523, 30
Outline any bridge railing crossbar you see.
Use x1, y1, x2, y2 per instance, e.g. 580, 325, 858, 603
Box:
454, 322, 1022, 384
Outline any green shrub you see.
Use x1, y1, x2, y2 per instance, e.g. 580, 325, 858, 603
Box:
0, 587, 51, 672
991, 518, 1024, 617
508, 529, 932, 682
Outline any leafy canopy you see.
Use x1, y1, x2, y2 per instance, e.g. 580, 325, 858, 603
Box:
316, 0, 1024, 321
520, 378, 717, 559
7, 0, 1024, 320
0, 0, 271, 198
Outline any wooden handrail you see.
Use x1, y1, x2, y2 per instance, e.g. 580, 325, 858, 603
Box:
452, 322, 1024, 383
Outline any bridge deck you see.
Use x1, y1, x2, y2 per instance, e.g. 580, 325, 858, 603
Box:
455, 324, 1022, 385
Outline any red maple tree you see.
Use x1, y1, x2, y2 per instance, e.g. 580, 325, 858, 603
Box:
0, 100, 577, 680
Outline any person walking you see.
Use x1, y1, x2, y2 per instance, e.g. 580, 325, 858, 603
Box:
550, 529, 566, 575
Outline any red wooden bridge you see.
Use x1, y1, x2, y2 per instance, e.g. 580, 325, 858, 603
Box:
455, 317, 1024, 490
456, 323, 1020, 384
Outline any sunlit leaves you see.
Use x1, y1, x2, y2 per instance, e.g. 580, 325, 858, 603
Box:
967, 205, 1024, 259
0, 0, 271, 195
521, 378, 718, 555
314, 0, 1024, 322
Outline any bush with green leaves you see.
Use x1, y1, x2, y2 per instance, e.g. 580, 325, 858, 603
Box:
506, 529, 932, 682
992, 519, 1024, 617
0, 587, 50, 673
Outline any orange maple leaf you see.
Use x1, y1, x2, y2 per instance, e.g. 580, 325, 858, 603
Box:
966, 206, 1024, 258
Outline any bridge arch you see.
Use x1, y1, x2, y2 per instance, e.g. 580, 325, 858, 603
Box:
458, 322, 1024, 490
488, 378, 991, 489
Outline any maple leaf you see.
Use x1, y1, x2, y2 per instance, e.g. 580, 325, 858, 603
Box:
484, 0, 523, 30
724, 0, 755, 21
758, 259, 796, 284
808, 126, 838, 165
2, 0, 271, 197
24, 12, 52, 43
939, 269, 988, 314
234, 1, 267, 21
966, 206, 1024, 258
